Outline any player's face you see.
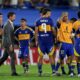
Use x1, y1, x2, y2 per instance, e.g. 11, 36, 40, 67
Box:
11, 14, 16, 21
63, 14, 68, 22
46, 11, 51, 17
70, 19, 77, 24
21, 21, 26, 27
0, 15, 3, 24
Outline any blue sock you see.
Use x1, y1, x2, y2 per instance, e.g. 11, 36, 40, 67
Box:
38, 63, 42, 73
68, 63, 71, 73
51, 64, 55, 73
69, 65, 74, 73
77, 63, 80, 74
61, 66, 65, 73
55, 62, 60, 71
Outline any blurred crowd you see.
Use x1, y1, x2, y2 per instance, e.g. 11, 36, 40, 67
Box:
0, 0, 80, 9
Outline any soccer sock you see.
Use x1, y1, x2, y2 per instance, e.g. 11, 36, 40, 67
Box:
38, 63, 42, 73
51, 64, 55, 73
70, 60, 76, 74
22, 61, 26, 68
67, 63, 71, 73
55, 62, 60, 72
69, 64, 74, 73
77, 63, 80, 74
61, 66, 65, 74
25, 61, 29, 71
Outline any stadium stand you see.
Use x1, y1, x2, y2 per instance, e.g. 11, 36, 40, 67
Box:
0, 8, 78, 27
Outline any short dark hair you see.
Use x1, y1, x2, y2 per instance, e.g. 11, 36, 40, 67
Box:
21, 18, 27, 22
7, 12, 15, 18
0, 13, 2, 15
40, 8, 51, 15
70, 18, 77, 22
78, 11, 80, 18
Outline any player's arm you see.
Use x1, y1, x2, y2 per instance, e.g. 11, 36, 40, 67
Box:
52, 27, 56, 38
70, 28, 76, 44
58, 12, 67, 24
57, 16, 63, 24
0, 28, 3, 36
29, 28, 35, 42
35, 27, 38, 46
56, 21, 61, 41
51, 27, 57, 44
14, 29, 19, 43
30, 28, 35, 40
71, 22, 76, 38
14, 36, 19, 42
71, 23, 76, 44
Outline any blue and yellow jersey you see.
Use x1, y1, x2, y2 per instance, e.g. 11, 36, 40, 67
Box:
73, 20, 80, 56
14, 26, 34, 48
58, 21, 73, 44
36, 17, 54, 43
73, 20, 80, 37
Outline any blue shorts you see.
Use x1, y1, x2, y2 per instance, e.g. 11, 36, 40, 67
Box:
18, 47, 29, 59
59, 42, 74, 59
74, 38, 80, 56
38, 40, 54, 56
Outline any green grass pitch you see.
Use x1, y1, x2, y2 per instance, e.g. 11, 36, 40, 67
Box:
0, 64, 80, 80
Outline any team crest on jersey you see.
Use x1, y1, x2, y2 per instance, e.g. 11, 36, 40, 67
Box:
25, 31, 28, 33
19, 32, 22, 34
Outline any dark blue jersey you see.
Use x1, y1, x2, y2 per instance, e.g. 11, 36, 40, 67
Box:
36, 17, 54, 43
14, 27, 34, 48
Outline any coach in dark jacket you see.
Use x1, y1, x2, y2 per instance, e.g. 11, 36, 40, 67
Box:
0, 12, 18, 76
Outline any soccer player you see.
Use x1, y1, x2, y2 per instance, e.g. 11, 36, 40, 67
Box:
67, 17, 77, 75
14, 18, 34, 73
0, 13, 3, 58
73, 11, 80, 77
55, 12, 75, 76
35, 8, 56, 76
55, 17, 77, 75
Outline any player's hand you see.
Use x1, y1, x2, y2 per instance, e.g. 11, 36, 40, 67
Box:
36, 41, 38, 46
0, 28, 3, 35
9, 44, 13, 52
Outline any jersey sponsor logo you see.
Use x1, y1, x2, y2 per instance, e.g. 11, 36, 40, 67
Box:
18, 34, 30, 40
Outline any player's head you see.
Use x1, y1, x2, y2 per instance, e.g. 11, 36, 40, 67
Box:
20, 18, 27, 27
70, 18, 77, 24
7, 12, 16, 21
61, 12, 68, 22
0, 13, 3, 24
78, 11, 80, 19
40, 8, 51, 17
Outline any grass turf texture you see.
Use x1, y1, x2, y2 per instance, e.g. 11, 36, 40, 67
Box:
0, 64, 80, 80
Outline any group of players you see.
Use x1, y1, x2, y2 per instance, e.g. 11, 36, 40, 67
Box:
35, 8, 80, 77
0, 8, 80, 77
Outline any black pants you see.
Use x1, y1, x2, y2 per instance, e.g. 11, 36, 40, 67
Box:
0, 48, 16, 74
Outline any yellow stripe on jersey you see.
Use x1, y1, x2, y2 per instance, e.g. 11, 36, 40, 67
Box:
18, 34, 30, 40
27, 26, 34, 33
38, 25, 52, 32
74, 49, 80, 57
